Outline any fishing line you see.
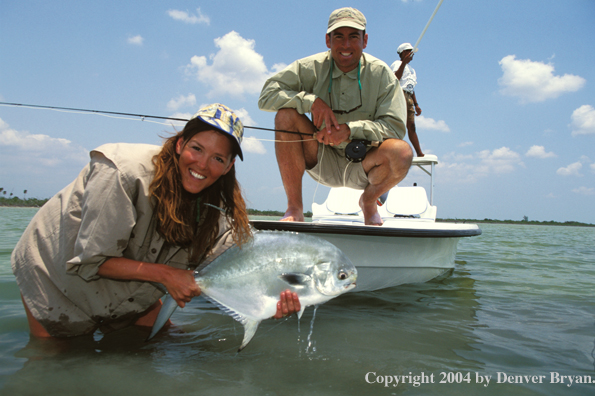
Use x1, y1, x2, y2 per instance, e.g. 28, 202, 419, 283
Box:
0, 101, 313, 141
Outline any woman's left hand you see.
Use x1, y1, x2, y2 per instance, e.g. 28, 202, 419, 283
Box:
273, 289, 301, 319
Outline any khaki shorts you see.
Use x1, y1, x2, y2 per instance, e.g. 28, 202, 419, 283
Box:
306, 143, 369, 189
404, 91, 415, 124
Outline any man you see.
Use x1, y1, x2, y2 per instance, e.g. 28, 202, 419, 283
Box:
391, 43, 424, 157
258, 7, 412, 226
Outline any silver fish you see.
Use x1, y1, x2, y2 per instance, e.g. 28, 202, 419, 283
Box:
147, 230, 357, 351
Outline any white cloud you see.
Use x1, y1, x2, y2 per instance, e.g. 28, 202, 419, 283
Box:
166, 94, 197, 111
477, 147, 523, 174
525, 145, 556, 158
570, 105, 595, 136
416, 115, 450, 132
458, 141, 473, 147
557, 162, 582, 177
185, 31, 286, 99
591, 163, 595, 173
241, 136, 267, 155
127, 35, 144, 46
498, 55, 585, 103
167, 8, 210, 25
0, 118, 88, 168
572, 186, 595, 196
436, 147, 523, 183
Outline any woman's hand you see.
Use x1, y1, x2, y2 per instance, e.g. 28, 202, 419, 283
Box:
273, 289, 301, 319
161, 267, 201, 308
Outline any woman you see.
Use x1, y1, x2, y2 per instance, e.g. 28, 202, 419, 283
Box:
11, 103, 299, 338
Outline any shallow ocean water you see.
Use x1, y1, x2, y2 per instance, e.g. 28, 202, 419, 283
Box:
0, 207, 594, 395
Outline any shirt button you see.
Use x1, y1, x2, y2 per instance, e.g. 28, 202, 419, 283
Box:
128, 298, 134, 302
111, 314, 117, 319
151, 248, 157, 254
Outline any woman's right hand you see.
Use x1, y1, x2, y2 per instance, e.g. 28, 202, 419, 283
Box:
161, 267, 201, 308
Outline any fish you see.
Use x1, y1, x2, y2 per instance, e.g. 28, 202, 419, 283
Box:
147, 230, 357, 351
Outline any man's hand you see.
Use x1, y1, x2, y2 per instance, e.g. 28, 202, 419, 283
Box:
315, 123, 351, 147
273, 290, 301, 319
311, 97, 339, 134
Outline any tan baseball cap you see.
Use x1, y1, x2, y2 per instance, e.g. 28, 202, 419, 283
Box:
327, 7, 366, 34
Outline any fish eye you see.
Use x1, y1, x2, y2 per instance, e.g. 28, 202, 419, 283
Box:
338, 271, 347, 280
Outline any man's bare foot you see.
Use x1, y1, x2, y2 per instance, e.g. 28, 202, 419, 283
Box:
280, 208, 305, 222
359, 196, 383, 226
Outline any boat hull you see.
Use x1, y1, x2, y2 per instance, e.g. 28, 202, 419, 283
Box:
250, 220, 480, 292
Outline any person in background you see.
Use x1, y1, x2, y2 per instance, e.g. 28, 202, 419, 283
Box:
259, 7, 412, 226
391, 42, 424, 157
11, 103, 299, 339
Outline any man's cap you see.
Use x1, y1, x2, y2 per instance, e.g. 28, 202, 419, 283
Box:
327, 7, 366, 34
188, 103, 244, 160
397, 42, 418, 54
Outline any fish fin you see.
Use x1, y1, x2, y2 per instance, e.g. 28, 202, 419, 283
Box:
238, 319, 261, 352
202, 294, 261, 352
279, 273, 311, 286
146, 294, 178, 341
297, 305, 306, 320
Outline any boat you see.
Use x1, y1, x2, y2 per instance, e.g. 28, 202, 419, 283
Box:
250, 155, 482, 292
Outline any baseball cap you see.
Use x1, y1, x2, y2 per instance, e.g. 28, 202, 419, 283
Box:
397, 43, 418, 54
327, 7, 366, 34
187, 103, 244, 160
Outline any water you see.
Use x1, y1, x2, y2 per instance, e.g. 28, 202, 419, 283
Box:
0, 207, 594, 395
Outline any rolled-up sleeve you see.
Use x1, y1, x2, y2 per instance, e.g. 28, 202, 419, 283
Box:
66, 152, 137, 281
258, 61, 320, 115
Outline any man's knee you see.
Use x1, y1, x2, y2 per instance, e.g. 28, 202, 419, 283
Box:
275, 108, 301, 128
382, 139, 413, 168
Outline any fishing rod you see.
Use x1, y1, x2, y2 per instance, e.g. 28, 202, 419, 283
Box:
412, 0, 444, 53
0, 101, 311, 138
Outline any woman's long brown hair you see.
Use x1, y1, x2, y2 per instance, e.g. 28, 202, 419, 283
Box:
149, 121, 251, 263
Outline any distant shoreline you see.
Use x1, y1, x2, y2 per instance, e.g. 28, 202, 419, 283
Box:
2, 199, 593, 227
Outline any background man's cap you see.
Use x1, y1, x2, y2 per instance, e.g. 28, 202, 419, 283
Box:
397, 42, 419, 54
189, 103, 244, 160
327, 7, 366, 34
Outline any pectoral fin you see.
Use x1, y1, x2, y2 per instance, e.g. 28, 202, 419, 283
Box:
238, 319, 261, 352
279, 273, 311, 286
146, 294, 178, 341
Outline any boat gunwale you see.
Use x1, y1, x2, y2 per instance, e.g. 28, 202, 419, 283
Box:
250, 220, 482, 238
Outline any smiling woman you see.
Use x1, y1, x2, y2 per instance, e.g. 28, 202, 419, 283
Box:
10, 103, 299, 339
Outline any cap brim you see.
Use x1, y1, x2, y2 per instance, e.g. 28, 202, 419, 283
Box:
327, 21, 365, 34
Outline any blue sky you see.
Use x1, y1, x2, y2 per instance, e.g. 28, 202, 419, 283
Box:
1, 0, 594, 223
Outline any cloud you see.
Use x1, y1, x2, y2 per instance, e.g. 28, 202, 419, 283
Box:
185, 31, 286, 99
167, 8, 210, 25
570, 105, 595, 136
477, 147, 524, 174
242, 136, 267, 155
591, 163, 595, 173
0, 118, 88, 168
498, 55, 585, 103
127, 35, 144, 46
525, 145, 556, 158
557, 162, 582, 177
437, 147, 523, 183
458, 141, 473, 147
572, 186, 595, 196
166, 94, 197, 111
416, 115, 450, 132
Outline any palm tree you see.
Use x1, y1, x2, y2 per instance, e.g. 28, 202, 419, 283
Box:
24, 190, 28, 200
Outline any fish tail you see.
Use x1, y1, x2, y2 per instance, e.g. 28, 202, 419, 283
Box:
146, 294, 178, 341
238, 319, 260, 352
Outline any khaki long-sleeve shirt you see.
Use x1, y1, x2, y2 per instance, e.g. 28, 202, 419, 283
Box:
258, 51, 407, 148
11, 143, 233, 337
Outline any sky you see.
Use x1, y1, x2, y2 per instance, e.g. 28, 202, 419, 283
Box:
1, 0, 594, 223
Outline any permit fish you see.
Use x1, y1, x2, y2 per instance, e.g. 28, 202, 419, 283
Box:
147, 230, 357, 351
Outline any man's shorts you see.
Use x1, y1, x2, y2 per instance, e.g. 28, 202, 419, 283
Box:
404, 91, 415, 124
306, 143, 369, 189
